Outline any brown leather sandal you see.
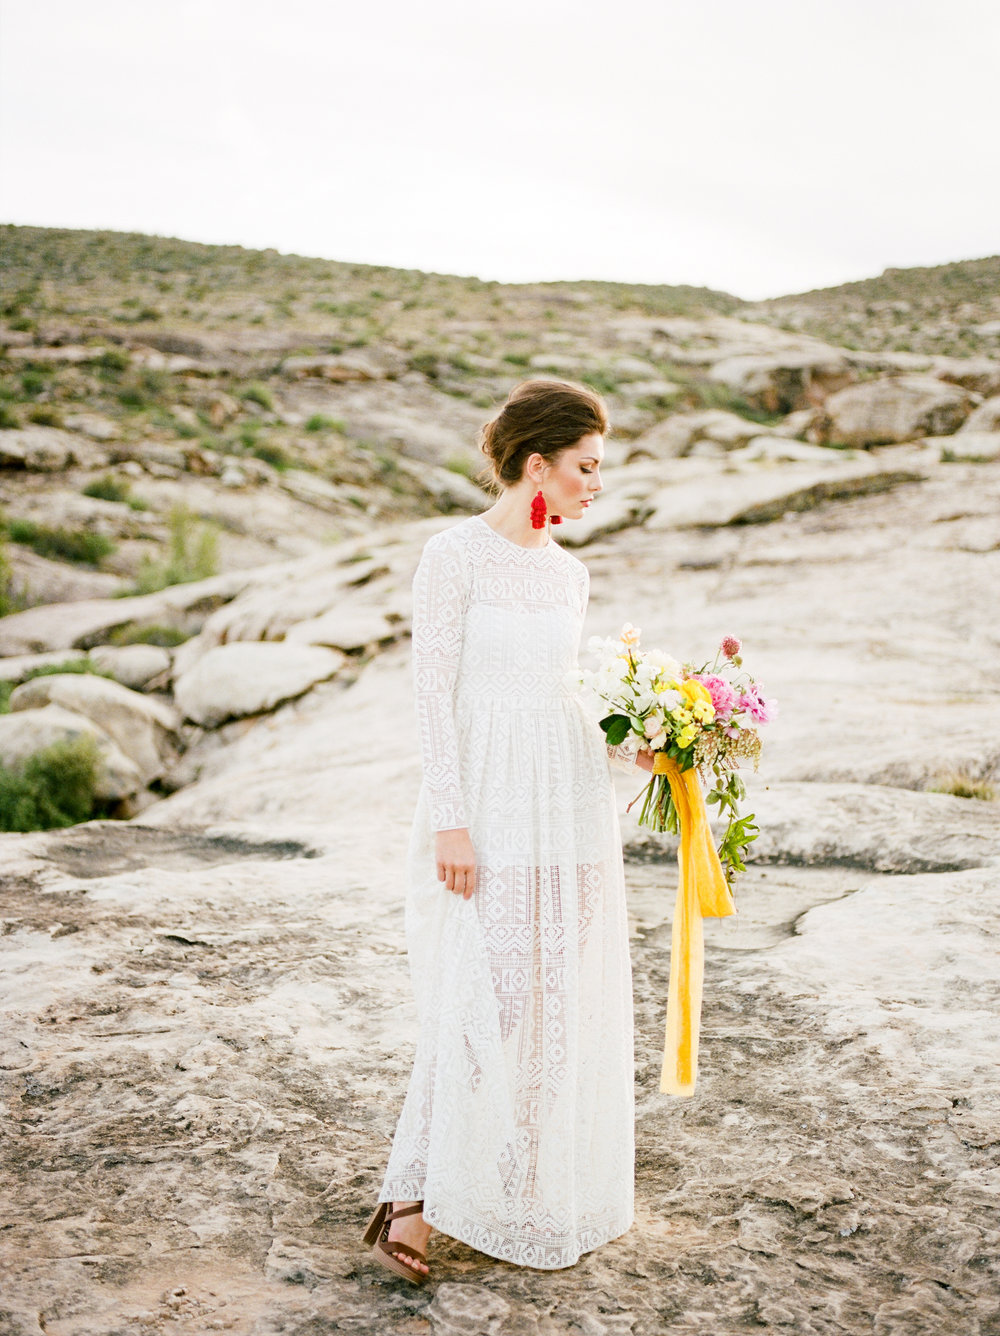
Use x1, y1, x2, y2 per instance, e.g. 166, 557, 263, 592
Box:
362, 1200, 430, 1285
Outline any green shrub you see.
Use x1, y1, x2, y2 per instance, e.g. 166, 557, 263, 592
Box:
249, 440, 291, 470
6, 517, 116, 566
0, 403, 19, 429
0, 532, 32, 618
0, 658, 115, 710
0, 733, 105, 831
82, 473, 132, 503
93, 347, 130, 372
305, 413, 343, 432
20, 370, 47, 397
106, 622, 192, 646
928, 769, 997, 801
240, 382, 275, 410
127, 503, 219, 594
26, 405, 65, 428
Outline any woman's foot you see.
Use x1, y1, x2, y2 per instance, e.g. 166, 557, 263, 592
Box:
386, 1200, 431, 1275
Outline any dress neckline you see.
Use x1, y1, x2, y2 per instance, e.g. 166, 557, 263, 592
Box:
474, 513, 554, 553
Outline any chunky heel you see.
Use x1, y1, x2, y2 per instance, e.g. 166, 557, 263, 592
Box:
361, 1200, 429, 1285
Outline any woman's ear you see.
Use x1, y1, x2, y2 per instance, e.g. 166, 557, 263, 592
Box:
524, 451, 547, 484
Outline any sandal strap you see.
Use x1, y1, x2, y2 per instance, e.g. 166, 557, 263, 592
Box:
381, 1239, 427, 1264
385, 1201, 425, 1221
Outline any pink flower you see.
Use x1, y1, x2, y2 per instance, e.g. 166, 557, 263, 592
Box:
721, 635, 742, 660
738, 685, 777, 724
697, 673, 737, 719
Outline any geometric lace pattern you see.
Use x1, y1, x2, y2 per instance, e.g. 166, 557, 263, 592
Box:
379, 514, 636, 1268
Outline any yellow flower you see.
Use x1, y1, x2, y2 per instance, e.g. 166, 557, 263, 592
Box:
679, 678, 712, 708
676, 725, 698, 748
692, 700, 715, 723
671, 707, 693, 726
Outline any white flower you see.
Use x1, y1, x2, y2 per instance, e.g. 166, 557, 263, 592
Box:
646, 649, 682, 677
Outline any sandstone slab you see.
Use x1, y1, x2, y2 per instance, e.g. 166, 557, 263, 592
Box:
9, 672, 180, 784
0, 702, 142, 799
172, 641, 346, 727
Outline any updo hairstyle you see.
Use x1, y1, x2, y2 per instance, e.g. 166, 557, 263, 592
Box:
478, 378, 609, 489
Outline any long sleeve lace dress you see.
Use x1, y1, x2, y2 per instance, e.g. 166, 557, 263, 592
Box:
377, 513, 638, 1269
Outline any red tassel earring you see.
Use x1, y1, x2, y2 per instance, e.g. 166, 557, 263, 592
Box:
530, 490, 562, 528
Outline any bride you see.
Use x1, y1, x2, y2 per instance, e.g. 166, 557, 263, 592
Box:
362, 378, 654, 1281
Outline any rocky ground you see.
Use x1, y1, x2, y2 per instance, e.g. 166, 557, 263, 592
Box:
1, 233, 999, 1333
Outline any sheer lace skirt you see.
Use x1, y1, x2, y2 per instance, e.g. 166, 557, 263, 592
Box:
378, 700, 636, 1269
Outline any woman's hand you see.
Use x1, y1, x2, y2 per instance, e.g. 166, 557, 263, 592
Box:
636, 746, 656, 774
435, 828, 477, 899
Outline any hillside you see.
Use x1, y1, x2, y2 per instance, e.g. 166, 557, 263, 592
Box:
1, 225, 999, 1334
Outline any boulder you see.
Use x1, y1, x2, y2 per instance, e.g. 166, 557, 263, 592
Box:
0, 702, 142, 800
87, 644, 172, 689
727, 436, 863, 465
0, 427, 106, 471
645, 459, 924, 529
922, 431, 1000, 461
286, 608, 406, 652
0, 650, 92, 682
933, 356, 1000, 397
281, 350, 404, 381
706, 349, 855, 413
0, 568, 258, 657
747, 781, 1000, 874
173, 641, 345, 727
960, 395, 1000, 432
811, 375, 977, 447
9, 672, 180, 784
626, 410, 762, 461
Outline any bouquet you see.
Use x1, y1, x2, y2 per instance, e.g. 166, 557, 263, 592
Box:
571, 624, 776, 1097
576, 625, 776, 890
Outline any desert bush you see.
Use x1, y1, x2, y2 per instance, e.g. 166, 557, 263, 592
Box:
305, 413, 344, 432
928, 769, 997, 801
106, 622, 191, 647
127, 503, 219, 594
0, 403, 19, 429
26, 404, 65, 428
0, 733, 106, 831
240, 382, 275, 411
248, 440, 291, 471
5, 517, 116, 566
82, 473, 132, 503
93, 348, 130, 372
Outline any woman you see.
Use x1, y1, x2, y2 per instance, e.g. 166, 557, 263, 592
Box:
362, 378, 654, 1281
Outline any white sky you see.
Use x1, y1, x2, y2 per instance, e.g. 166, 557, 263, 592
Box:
1, 0, 998, 301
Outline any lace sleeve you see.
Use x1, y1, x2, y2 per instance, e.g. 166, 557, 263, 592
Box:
575, 559, 640, 773
412, 534, 469, 831
607, 735, 641, 771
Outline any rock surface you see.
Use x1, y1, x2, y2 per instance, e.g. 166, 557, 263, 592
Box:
9, 671, 180, 785
173, 641, 346, 727
0, 702, 143, 799
2, 407, 999, 1332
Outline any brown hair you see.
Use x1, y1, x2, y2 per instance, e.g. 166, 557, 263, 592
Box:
478, 378, 610, 488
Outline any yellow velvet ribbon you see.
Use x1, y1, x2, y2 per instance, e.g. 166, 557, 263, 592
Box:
652, 753, 736, 1097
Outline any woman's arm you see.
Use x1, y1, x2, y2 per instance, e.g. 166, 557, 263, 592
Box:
412, 535, 477, 897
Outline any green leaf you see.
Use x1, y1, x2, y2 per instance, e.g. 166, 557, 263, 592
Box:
600, 714, 631, 746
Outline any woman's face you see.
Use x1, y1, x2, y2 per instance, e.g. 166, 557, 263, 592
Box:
539, 432, 605, 520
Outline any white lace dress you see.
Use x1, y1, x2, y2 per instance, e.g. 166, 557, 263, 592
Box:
378, 513, 638, 1269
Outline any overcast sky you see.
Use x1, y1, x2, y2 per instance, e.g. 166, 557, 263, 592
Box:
1, 0, 998, 301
